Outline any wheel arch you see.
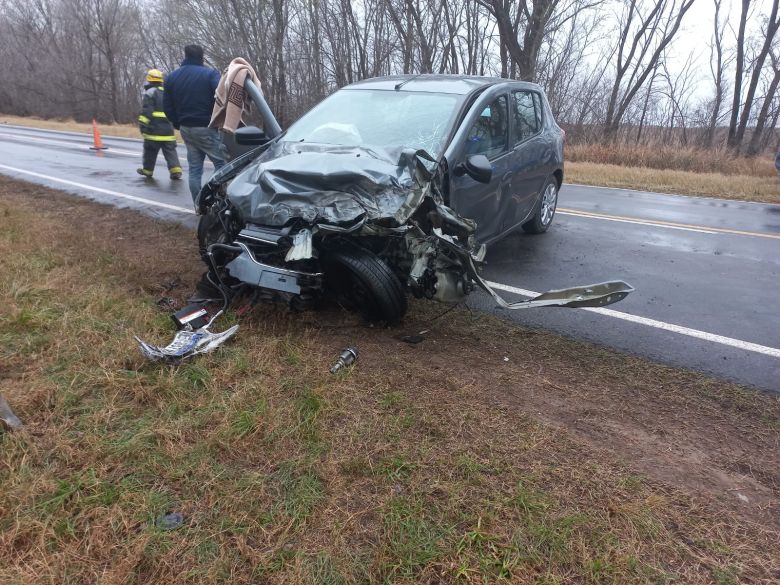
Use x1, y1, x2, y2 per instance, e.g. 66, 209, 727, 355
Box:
553, 168, 563, 189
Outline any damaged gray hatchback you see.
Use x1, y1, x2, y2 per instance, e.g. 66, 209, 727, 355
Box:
196, 75, 632, 323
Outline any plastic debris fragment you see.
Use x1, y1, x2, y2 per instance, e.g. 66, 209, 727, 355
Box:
135, 324, 239, 362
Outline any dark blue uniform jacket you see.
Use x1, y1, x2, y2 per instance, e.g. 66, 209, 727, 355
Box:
163, 58, 221, 129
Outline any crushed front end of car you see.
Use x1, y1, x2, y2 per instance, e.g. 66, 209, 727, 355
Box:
194, 139, 632, 324
135, 76, 633, 361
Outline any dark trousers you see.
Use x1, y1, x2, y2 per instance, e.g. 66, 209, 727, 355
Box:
142, 140, 182, 174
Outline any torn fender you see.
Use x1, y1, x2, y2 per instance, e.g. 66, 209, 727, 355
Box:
431, 229, 634, 309
481, 279, 635, 310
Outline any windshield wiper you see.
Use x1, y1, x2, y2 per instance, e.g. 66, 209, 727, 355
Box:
394, 73, 424, 91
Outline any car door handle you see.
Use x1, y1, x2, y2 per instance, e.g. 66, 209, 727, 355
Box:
501, 171, 513, 183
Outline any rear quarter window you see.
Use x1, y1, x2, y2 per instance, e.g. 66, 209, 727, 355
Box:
512, 91, 543, 143
532, 93, 543, 129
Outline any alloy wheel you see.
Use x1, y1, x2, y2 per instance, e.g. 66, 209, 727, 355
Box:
540, 183, 558, 226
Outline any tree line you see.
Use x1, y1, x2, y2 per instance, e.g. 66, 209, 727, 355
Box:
1, 0, 778, 155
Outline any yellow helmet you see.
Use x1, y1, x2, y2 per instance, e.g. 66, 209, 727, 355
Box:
146, 68, 164, 84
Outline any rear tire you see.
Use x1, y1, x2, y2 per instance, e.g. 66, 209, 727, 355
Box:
522, 176, 558, 234
324, 247, 407, 324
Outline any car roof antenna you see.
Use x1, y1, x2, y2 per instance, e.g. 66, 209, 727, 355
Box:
394, 73, 424, 91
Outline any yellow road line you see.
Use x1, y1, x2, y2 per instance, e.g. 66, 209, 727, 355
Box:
557, 207, 780, 240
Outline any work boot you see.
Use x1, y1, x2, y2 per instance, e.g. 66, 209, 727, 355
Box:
169, 166, 183, 180
137, 168, 153, 178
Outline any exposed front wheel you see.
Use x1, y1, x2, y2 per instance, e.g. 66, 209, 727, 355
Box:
522, 176, 558, 234
197, 203, 243, 266
323, 247, 408, 324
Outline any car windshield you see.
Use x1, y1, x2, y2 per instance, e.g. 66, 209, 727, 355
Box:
282, 89, 462, 158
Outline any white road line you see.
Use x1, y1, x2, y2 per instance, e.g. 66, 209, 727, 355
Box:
557, 207, 780, 239
486, 280, 780, 359
556, 210, 719, 235
0, 164, 195, 215
0, 131, 139, 157
565, 182, 774, 207
2, 162, 777, 359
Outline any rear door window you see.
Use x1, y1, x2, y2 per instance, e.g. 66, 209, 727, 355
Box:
464, 95, 509, 160
512, 91, 541, 144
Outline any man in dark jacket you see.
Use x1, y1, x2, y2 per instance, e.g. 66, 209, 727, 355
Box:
137, 69, 182, 180
163, 44, 225, 203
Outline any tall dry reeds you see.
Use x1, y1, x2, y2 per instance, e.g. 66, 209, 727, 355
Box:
567, 142, 776, 177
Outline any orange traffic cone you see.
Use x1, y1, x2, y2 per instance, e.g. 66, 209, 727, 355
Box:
89, 118, 108, 150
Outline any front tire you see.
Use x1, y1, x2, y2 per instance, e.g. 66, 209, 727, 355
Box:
522, 176, 558, 234
323, 247, 407, 324
197, 202, 242, 265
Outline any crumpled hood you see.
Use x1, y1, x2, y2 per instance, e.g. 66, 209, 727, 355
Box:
227, 142, 423, 227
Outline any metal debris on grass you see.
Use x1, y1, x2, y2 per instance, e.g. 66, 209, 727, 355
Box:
330, 346, 358, 373
135, 324, 239, 362
156, 512, 185, 530
156, 297, 179, 311
399, 329, 429, 345
0, 395, 23, 431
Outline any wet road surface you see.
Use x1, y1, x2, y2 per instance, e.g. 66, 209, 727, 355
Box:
1, 124, 778, 392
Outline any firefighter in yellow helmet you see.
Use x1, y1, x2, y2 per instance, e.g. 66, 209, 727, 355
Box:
137, 68, 183, 180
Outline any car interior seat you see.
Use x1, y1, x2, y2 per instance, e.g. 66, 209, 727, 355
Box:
467, 103, 506, 157
466, 114, 492, 156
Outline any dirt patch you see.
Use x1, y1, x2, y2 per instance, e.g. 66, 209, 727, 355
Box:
1, 176, 779, 583
316, 318, 780, 529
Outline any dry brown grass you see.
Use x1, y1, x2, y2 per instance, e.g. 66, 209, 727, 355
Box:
567, 142, 776, 177
567, 161, 780, 204
0, 115, 173, 140
1, 177, 779, 584
566, 142, 779, 203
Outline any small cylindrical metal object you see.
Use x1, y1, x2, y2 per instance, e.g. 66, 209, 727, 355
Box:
330, 346, 358, 373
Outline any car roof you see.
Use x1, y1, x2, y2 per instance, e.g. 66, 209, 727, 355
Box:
344, 74, 541, 96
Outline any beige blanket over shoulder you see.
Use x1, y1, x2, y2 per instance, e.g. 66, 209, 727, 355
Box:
209, 58, 260, 134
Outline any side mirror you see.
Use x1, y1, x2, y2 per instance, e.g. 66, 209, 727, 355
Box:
454, 154, 492, 184
235, 125, 269, 146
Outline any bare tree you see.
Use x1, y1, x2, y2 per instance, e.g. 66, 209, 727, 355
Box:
703, 0, 728, 146
534, 7, 606, 119
602, 0, 697, 140
635, 60, 660, 144
4, 0, 775, 153
659, 54, 697, 144
726, 0, 751, 147
731, 0, 780, 151
477, 0, 601, 81
746, 47, 780, 154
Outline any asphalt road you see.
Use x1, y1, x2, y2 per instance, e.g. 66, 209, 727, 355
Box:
1, 123, 778, 392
